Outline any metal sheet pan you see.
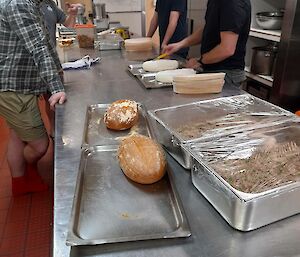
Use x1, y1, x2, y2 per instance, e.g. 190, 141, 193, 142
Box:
127, 57, 186, 78
127, 63, 145, 76
185, 119, 300, 231
82, 103, 153, 148
127, 65, 173, 88
148, 94, 295, 169
136, 73, 173, 89
66, 145, 191, 246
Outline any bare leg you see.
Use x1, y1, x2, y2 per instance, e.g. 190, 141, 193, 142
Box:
7, 129, 26, 178
8, 130, 49, 196
24, 135, 49, 164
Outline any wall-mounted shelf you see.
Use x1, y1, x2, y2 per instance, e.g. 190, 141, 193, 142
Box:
245, 66, 273, 87
249, 28, 281, 42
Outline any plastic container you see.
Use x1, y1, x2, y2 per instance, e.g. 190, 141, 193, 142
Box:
75, 24, 95, 48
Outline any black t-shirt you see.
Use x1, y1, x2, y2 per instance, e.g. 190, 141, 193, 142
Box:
155, 0, 188, 57
201, 0, 251, 71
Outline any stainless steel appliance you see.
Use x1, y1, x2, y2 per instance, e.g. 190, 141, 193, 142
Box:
271, 0, 300, 113
76, 4, 85, 24
93, 3, 109, 31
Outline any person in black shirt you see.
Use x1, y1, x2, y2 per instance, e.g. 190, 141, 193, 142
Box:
163, 0, 251, 87
147, 0, 189, 58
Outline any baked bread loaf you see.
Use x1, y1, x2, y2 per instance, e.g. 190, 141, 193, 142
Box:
118, 134, 167, 184
142, 60, 179, 72
104, 100, 139, 130
155, 68, 196, 83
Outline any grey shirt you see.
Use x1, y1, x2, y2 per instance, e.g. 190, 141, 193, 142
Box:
40, 0, 66, 45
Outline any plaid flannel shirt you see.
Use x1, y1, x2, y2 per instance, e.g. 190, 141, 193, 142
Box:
0, 0, 64, 95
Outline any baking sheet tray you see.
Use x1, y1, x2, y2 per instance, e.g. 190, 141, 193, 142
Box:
127, 58, 185, 78
127, 66, 173, 88
148, 94, 295, 169
127, 63, 145, 76
185, 119, 300, 231
66, 145, 191, 246
82, 103, 153, 148
137, 73, 173, 89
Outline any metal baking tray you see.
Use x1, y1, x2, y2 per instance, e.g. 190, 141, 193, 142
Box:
127, 66, 173, 88
127, 58, 185, 78
148, 94, 294, 169
137, 73, 173, 89
127, 63, 145, 76
66, 145, 191, 246
185, 119, 300, 231
82, 103, 153, 148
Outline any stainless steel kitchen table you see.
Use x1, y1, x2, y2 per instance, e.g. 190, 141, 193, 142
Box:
54, 46, 300, 257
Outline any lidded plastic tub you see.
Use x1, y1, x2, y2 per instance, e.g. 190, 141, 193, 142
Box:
75, 24, 95, 48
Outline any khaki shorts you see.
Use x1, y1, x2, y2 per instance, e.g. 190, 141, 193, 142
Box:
0, 92, 47, 142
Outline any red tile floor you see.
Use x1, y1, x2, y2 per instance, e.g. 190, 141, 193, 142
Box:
0, 100, 53, 257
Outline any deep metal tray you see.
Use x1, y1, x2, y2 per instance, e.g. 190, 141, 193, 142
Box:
82, 103, 153, 148
185, 119, 300, 231
148, 94, 294, 169
66, 145, 191, 246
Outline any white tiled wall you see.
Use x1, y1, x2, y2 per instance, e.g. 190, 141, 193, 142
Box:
187, 0, 207, 57
93, 0, 142, 12
109, 12, 143, 36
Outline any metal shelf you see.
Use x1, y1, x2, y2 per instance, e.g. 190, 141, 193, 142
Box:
245, 66, 273, 87
249, 28, 281, 42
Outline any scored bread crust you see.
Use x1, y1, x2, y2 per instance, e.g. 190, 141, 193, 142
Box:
118, 134, 167, 184
104, 100, 139, 130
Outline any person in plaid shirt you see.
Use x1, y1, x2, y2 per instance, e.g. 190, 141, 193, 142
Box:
0, 0, 66, 196
40, 0, 80, 139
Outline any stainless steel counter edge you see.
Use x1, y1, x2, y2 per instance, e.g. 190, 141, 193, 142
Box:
54, 47, 300, 257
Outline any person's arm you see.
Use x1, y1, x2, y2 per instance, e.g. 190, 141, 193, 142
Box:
200, 31, 238, 64
6, 2, 66, 103
63, 3, 80, 28
163, 25, 204, 55
147, 12, 158, 37
161, 11, 180, 48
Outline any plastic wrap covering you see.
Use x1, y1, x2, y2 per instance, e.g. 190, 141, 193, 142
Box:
189, 119, 300, 194
94, 33, 123, 50
148, 94, 295, 169
153, 94, 293, 141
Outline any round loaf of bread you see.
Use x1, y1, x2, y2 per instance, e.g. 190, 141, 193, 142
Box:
104, 100, 139, 130
118, 134, 167, 184
142, 60, 179, 72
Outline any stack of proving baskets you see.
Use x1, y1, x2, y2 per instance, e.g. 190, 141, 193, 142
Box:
173, 73, 225, 94
124, 37, 153, 51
